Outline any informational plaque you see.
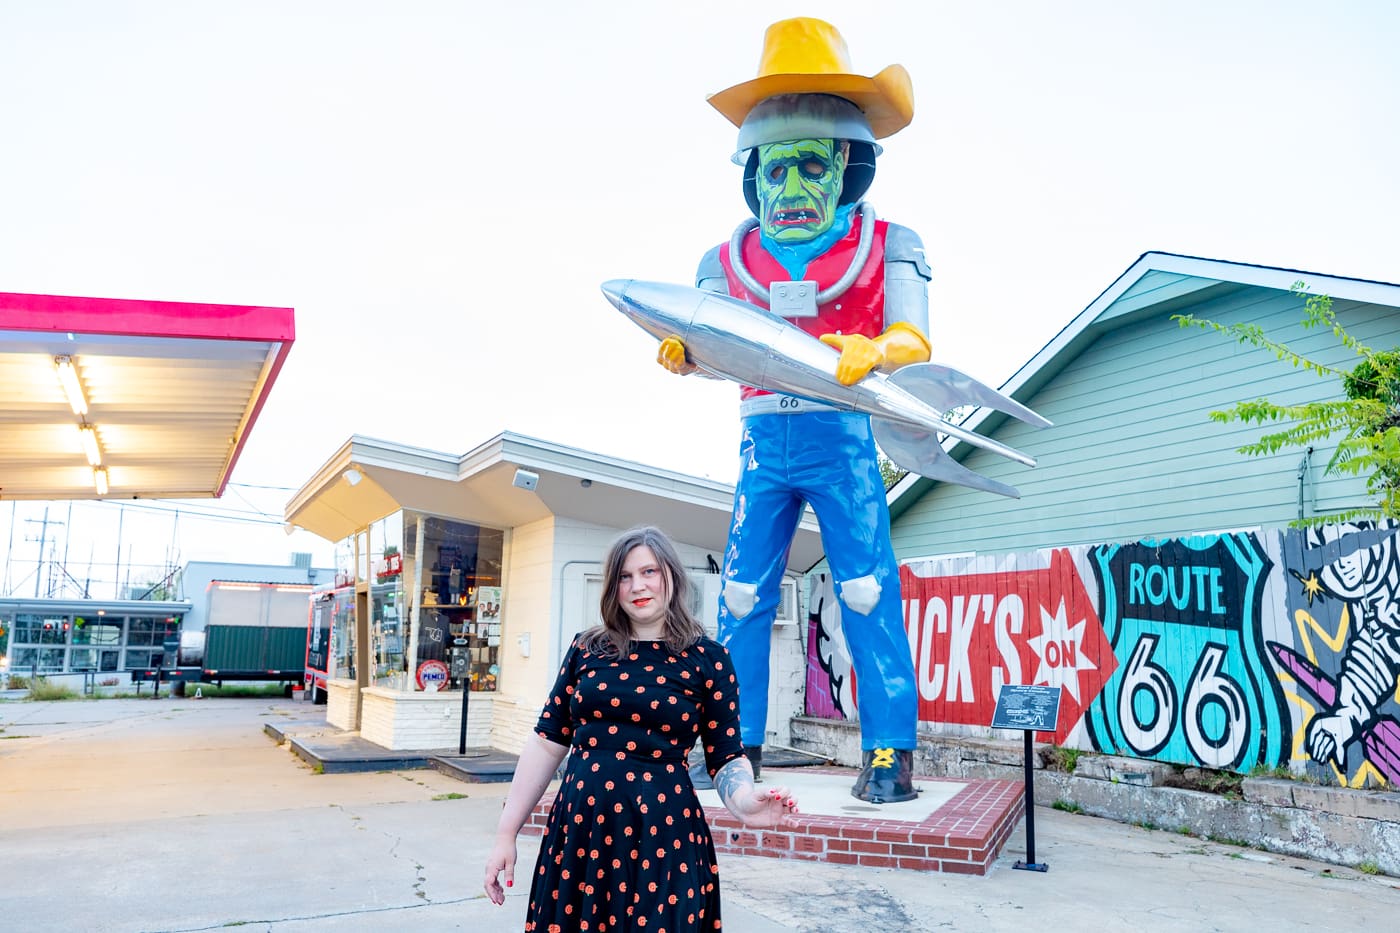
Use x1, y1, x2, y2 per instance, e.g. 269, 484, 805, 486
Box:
992, 684, 1065, 873
991, 684, 1062, 733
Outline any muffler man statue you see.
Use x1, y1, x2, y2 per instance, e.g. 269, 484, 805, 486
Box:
659, 17, 926, 803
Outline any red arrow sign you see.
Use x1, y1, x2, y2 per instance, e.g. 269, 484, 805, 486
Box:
899, 548, 1115, 743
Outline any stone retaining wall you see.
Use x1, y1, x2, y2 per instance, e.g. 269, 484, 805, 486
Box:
790, 716, 1400, 875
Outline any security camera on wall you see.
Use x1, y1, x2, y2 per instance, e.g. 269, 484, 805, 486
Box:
512, 469, 539, 491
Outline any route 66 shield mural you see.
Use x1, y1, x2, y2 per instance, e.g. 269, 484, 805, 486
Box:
1086, 533, 1288, 771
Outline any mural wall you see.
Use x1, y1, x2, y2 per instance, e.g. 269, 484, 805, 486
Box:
805, 522, 1400, 787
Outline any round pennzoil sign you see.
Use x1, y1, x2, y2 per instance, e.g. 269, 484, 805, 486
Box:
416, 659, 450, 691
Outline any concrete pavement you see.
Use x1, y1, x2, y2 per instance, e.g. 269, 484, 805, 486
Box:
1, 697, 1395, 932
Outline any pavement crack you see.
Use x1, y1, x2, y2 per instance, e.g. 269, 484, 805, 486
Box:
141, 896, 482, 932
413, 861, 428, 900
365, 814, 432, 904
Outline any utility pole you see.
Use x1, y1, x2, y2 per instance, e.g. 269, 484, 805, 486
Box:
60, 501, 73, 596
3, 501, 15, 596
46, 537, 58, 597
24, 507, 55, 598
114, 505, 125, 600
84, 543, 95, 600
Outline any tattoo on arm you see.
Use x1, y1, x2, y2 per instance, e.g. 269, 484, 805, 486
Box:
714, 755, 754, 813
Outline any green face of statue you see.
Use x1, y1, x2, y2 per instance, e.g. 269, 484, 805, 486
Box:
755, 138, 847, 242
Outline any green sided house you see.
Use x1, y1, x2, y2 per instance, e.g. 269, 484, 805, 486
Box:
893, 251, 1400, 550
800, 252, 1400, 794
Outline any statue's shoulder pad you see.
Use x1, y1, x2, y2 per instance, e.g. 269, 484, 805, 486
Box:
696, 244, 726, 287
883, 223, 930, 277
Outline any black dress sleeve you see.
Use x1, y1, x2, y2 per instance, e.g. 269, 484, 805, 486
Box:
535, 635, 583, 748
696, 640, 746, 778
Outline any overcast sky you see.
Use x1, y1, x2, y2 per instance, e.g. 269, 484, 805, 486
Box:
1, 1, 1396, 595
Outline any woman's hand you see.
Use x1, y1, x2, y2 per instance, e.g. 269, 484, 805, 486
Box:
483, 834, 517, 906
714, 755, 797, 827
484, 733, 569, 905
733, 785, 799, 828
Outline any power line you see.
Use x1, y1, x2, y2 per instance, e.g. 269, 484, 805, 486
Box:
89, 500, 284, 526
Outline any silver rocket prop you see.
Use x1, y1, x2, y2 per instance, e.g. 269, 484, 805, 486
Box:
600, 279, 1051, 498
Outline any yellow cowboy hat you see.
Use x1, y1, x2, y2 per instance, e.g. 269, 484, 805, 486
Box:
707, 17, 914, 139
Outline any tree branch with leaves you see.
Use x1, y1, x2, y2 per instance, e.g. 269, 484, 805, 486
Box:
1174, 283, 1400, 525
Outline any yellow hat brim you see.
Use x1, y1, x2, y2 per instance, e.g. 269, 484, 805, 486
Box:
706, 64, 914, 139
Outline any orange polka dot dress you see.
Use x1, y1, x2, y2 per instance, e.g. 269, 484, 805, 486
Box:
526, 635, 745, 933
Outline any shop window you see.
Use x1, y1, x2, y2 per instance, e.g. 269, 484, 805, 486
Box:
332, 536, 355, 589
368, 512, 405, 686
13, 614, 45, 642
13, 647, 66, 673
124, 648, 161, 670
333, 588, 356, 678
371, 582, 405, 684
356, 531, 369, 584
72, 621, 121, 646
406, 514, 504, 692
127, 616, 177, 647
13, 613, 70, 645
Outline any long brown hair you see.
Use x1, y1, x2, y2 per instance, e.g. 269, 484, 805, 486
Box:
580, 526, 705, 657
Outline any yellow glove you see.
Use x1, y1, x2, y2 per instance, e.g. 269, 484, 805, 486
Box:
820, 322, 931, 386
657, 336, 697, 376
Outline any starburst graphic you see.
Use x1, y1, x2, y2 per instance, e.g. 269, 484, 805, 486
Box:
1289, 568, 1325, 606
1027, 598, 1097, 702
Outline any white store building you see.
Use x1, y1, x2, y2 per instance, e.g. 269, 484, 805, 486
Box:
284, 432, 820, 753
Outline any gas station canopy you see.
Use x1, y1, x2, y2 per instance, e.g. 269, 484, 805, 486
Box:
0, 291, 295, 501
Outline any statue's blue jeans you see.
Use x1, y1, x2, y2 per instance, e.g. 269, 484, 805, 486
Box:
718, 409, 917, 751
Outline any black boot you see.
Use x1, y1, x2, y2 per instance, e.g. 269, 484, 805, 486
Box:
743, 745, 763, 782
851, 747, 918, 804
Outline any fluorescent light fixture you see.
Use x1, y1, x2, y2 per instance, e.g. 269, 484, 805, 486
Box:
78, 424, 101, 466
93, 466, 109, 496
54, 355, 88, 415
343, 468, 363, 486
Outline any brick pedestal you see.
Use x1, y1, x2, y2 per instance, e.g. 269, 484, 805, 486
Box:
523, 768, 1024, 876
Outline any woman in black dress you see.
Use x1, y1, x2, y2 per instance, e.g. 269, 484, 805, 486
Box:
484, 526, 797, 932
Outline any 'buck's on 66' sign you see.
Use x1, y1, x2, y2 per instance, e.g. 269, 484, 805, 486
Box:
900, 548, 1115, 743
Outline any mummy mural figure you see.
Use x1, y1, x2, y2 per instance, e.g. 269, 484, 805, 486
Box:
1274, 523, 1400, 783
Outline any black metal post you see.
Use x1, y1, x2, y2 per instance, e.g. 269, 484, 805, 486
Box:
458, 680, 470, 755
1022, 730, 1037, 862
1013, 729, 1048, 872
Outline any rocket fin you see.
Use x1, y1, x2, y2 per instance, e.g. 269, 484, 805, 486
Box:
886, 363, 1052, 429
872, 419, 1022, 498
